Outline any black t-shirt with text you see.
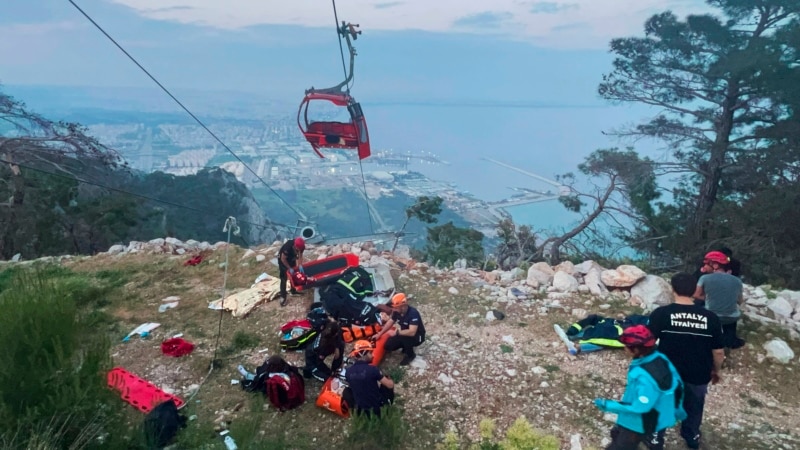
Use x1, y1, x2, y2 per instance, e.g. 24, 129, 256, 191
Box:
648, 303, 723, 385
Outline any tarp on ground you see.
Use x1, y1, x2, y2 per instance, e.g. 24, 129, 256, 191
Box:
208, 278, 281, 317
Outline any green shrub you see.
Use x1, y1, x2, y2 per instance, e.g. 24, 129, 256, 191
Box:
0, 269, 125, 449
436, 431, 461, 450
221, 330, 261, 357
500, 417, 559, 450
436, 417, 562, 450
346, 404, 408, 449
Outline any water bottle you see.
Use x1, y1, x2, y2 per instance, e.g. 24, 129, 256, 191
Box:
223, 435, 238, 450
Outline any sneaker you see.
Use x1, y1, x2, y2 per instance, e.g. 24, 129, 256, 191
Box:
730, 338, 745, 349
554, 324, 577, 355
399, 354, 416, 366
237, 365, 255, 381
311, 372, 326, 382
280, 296, 287, 307
685, 433, 701, 449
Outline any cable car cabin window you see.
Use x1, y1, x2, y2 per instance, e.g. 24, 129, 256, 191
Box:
305, 99, 352, 126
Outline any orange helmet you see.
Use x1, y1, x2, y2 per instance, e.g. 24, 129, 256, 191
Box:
390, 293, 407, 307
349, 339, 374, 358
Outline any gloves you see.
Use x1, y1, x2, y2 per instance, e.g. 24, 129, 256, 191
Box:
298, 265, 305, 274
593, 398, 607, 411
289, 268, 296, 275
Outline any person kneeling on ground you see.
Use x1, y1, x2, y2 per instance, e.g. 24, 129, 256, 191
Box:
304, 321, 345, 382
374, 293, 426, 366
345, 340, 395, 418
594, 325, 687, 450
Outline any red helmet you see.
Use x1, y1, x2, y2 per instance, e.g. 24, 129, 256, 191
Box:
294, 237, 306, 251
704, 251, 729, 265
619, 325, 656, 348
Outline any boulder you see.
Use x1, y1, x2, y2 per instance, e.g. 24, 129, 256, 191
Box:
601, 265, 646, 288
630, 275, 673, 312
763, 338, 795, 364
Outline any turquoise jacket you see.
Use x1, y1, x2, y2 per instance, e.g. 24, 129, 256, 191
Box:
595, 351, 687, 434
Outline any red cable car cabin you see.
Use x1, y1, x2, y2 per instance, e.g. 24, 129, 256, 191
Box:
297, 92, 371, 160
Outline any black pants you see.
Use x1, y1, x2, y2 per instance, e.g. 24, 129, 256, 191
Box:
384, 333, 424, 357
279, 262, 288, 298
354, 385, 395, 418
303, 342, 344, 381
606, 426, 646, 450
278, 262, 298, 298
721, 320, 745, 349
653, 382, 707, 446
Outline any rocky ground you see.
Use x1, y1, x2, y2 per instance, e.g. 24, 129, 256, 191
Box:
7, 238, 800, 449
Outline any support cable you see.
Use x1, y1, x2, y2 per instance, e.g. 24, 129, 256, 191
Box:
66, 0, 306, 220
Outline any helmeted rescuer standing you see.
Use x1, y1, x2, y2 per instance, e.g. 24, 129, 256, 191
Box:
278, 237, 305, 307
593, 325, 687, 450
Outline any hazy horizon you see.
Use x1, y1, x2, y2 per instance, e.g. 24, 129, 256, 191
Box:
3, 0, 700, 235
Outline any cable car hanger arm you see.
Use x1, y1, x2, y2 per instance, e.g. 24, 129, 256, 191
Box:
306, 22, 361, 96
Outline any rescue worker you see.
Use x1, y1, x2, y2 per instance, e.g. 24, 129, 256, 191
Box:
694, 251, 745, 350
345, 340, 395, 417
278, 237, 305, 307
375, 293, 426, 365
304, 321, 345, 382
648, 272, 725, 450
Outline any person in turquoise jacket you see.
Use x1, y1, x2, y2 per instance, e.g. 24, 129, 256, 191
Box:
593, 325, 687, 450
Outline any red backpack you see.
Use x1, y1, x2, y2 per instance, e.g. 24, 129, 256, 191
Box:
265, 367, 306, 412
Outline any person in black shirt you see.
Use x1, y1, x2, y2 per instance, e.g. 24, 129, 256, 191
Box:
303, 321, 344, 382
345, 342, 395, 417
648, 273, 725, 450
377, 293, 426, 365
278, 237, 305, 307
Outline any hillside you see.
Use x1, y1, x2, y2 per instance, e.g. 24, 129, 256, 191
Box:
2, 240, 800, 449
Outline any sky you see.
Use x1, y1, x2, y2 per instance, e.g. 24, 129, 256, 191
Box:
2, 0, 710, 96
1, 0, 713, 232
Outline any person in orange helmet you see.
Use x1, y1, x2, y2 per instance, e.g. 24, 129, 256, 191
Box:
372, 293, 426, 365
345, 340, 395, 418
